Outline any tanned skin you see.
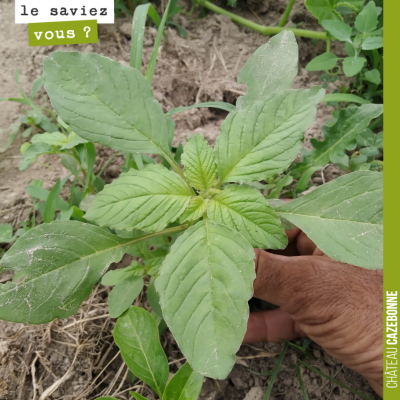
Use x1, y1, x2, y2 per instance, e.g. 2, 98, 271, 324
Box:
244, 228, 383, 397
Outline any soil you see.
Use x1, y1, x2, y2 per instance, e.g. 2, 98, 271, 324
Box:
0, 0, 377, 399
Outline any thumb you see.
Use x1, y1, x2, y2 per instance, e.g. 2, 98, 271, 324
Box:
253, 249, 334, 316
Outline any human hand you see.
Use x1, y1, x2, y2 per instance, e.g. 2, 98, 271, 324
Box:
244, 228, 383, 396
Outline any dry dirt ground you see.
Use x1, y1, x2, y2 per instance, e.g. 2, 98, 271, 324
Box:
0, 0, 378, 399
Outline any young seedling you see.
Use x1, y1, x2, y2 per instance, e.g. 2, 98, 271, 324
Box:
0, 27, 383, 400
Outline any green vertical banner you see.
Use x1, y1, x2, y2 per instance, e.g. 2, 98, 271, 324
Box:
28, 20, 98, 46
384, 1, 400, 398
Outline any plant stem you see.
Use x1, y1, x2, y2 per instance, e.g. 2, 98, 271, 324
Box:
200, 1, 327, 40
278, 0, 296, 27
97, 152, 119, 177
326, 37, 331, 52
127, 224, 188, 245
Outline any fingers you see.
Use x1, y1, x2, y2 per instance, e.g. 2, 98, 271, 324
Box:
243, 308, 305, 343
296, 231, 317, 255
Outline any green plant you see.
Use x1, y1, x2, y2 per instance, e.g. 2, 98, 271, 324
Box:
0, 72, 58, 152
0, 26, 383, 399
305, 0, 383, 103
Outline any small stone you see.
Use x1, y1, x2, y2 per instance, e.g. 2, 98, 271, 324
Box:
119, 22, 132, 37
243, 387, 265, 400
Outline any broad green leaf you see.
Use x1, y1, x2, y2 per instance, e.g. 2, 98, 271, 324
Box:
165, 102, 236, 117
215, 87, 324, 183
156, 220, 255, 379
276, 171, 383, 269
162, 363, 204, 400
306, 104, 383, 166
114, 307, 169, 397
321, 20, 352, 42
43, 52, 172, 160
361, 37, 383, 50
31, 131, 87, 149
356, 129, 374, 147
305, 0, 343, 22
0, 221, 136, 324
130, 3, 151, 70
355, 1, 378, 33
129, 393, 149, 400
360, 146, 379, 157
85, 164, 192, 232
237, 31, 298, 109
207, 185, 287, 249
364, 69, 381, 85
343, 57, 366, 77
306, 52, 338, 71
181, 134, 217, 191
180, 197, 208, 223
321, 93, 370, 104
102, 262, 145, 286
108, 276, 144, 318
19, 142, 53, 171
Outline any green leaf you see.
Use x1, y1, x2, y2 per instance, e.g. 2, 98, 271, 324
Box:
360, 146, 379, 157
307, 104, 383, 166
305, 0, 343, 22
129, 393, 149, 400
296, 166, 322, 193
361, 37, 383, 50
0, 224, 17, 243
181, 134, 217, 191
180, 197, 208, 223
146, 0, 171, 83
43, 52, 172, 160
321, 93, 370, 104
306, 52, 338, 71
156, 220, 255, 379
25, 184, 70, 211
321, 20, 352, 42
130, 3, 151, 70
215, 87, 324, 183
43, 179, 62, 223
276, 171, 383, 269
19, 142, 53, 171
114, 307, 169, 397
343, 57, 367, 77
85, 164, 192, 232
207, 185, 287, 249
355, 1, 378, 33
148, 276, 163, 317
95, 397, 120, 400
145, 257, 165, 275
237, 31, 298, 109
108, 276, 144, 318
364, 69, 381, 85
102, 262, 145, 286
165, 102, 236, 117
30, 131, 87, 149
162, 363, 204, 400
31, 75, 44, 99
0, 221, 134, 324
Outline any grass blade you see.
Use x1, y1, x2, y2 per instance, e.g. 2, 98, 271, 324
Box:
298, 360, 375, 400
264, 342, 289, 399
130, 3, 151, 70
145, 0, 171, 84
165, 102, 236, 116
43, 179, 61, 223
296, 363, 309, 400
